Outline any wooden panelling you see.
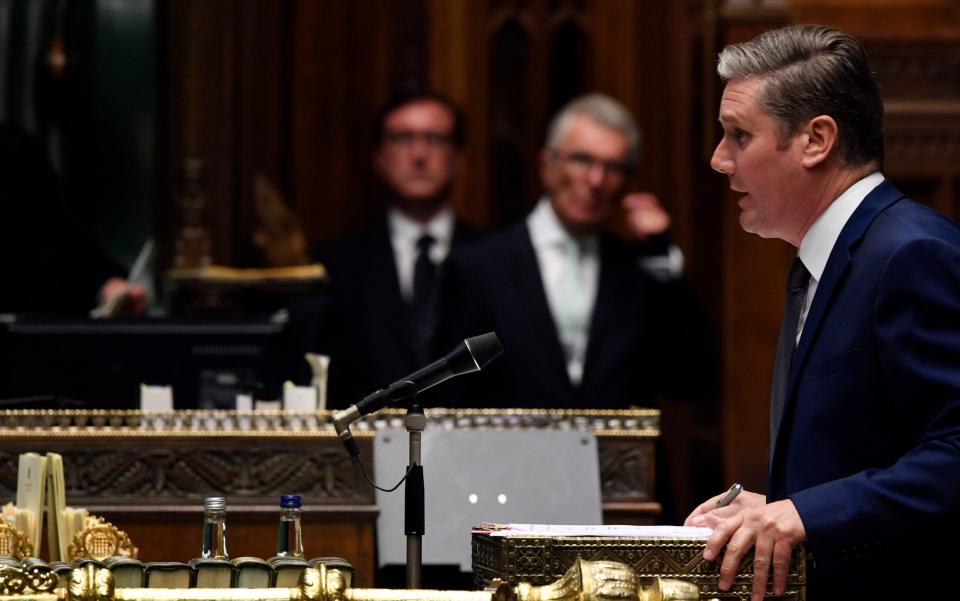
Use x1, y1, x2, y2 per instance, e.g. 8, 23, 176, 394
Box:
97, 507, 377, 585
164, 0, 239, 266
233, 0, 291, 266
427, 0, 490, 226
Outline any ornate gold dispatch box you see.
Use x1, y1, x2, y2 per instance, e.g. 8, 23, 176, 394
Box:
472, 527, 806, 601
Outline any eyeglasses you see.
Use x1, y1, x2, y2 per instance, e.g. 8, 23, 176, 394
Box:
551, 150, 633, 180
383, 130, 454, 149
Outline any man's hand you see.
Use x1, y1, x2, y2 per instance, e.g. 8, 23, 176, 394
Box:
622, 192, 671, 241
99, 277, 148, 317
694, 496, 806, 601
684, 488, 766, 528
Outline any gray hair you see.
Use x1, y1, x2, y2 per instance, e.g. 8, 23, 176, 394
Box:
717, 24, 884, 167
545, 93, 641, 164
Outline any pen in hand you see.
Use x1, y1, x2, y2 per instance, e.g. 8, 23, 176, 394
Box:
715, 483, 743, 508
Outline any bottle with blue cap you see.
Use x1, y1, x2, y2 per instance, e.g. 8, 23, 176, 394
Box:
276, 495, 304, 557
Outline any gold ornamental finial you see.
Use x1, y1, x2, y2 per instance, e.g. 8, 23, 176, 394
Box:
513, 559, 699, 601
68, 563, 114, 601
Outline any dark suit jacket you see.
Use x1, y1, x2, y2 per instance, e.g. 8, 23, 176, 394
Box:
0, 123, 125, 313
319, 220, 483, 408
449, 220, 713, 409
769, 181, 960, 598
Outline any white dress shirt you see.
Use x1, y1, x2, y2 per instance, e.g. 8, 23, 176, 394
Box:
387, 206, 455, 303
527, 199, 599, 384
796, 171, 885, 340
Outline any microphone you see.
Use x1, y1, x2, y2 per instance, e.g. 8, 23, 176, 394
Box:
331, 332, 503, 456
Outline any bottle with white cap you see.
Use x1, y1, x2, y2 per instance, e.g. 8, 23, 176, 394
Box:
200, 496, 229, 559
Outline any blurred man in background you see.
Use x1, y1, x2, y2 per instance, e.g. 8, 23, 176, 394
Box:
451, 93, 711, 410
319, 90, 482, 407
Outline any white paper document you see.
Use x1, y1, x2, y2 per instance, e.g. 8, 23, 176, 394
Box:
475, 523, 712, 538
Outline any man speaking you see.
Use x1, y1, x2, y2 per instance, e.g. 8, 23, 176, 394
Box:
685, 25, 960, 600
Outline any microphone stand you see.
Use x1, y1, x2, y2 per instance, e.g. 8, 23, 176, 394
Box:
404, 401, 426, 589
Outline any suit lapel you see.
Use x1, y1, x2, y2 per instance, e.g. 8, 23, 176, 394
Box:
510, 224, 576, 396
369, 224, 415, 362
778, 181, 906, 437
582, 235, 630, 394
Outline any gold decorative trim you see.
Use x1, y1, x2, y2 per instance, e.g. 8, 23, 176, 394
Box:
0, 560, 700, 601
474, 533, 804, 599
0, 562, 57, 595
68, 516, 138, 561
0, 431, 350, 439
0, 408, 659, 418
0, 409, 659, 438
0, 523, 34, 559
166, 264, 328, 283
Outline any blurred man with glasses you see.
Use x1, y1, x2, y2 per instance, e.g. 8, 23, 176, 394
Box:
452, 93, 711, 412
319, 90, 482, 408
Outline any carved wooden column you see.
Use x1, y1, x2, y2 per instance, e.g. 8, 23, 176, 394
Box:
164, 1, 238, 269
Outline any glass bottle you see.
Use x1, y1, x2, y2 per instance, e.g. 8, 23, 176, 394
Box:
275, 494, 304, 557
201, 496, 229, 559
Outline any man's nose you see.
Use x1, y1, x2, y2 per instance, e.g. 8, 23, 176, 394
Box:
710, 140, 734, 175
409, 137, 432, 156
586, 162, 609, 187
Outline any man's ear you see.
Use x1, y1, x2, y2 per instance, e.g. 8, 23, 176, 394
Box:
801, 115, 838, 168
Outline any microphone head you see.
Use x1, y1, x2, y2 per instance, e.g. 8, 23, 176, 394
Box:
443, 332, 504, 377
464, 332, 503, 369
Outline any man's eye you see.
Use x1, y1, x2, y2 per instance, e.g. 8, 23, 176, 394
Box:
388, 132, 414, 144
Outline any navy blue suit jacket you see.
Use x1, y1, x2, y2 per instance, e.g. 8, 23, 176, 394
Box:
768, 180, 960, 597
449, 221, 713, 409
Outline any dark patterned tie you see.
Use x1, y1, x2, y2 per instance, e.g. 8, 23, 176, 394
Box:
770, 257, 811, 457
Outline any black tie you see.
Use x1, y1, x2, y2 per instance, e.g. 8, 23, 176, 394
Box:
410, 234, 438, 364
770, 257, 811, 457
412, 234, 437, 308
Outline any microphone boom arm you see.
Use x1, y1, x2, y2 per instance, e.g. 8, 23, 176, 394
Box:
330, 332, 503, 458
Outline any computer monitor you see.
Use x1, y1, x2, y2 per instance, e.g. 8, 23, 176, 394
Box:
0, 313, 292, 409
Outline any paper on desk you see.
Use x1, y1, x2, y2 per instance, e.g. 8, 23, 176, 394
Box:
140, 384, 173, 412
283, 384, 317, 411
474, 523, 712, 538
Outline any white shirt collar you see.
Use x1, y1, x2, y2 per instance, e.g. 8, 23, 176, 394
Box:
387, 206, 455, 302
798, 172, 884, 281
387, 205, 455, 250
527, 197, 598, 252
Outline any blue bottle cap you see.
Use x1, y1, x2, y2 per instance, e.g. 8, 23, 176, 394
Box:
280, 495, 302, 508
